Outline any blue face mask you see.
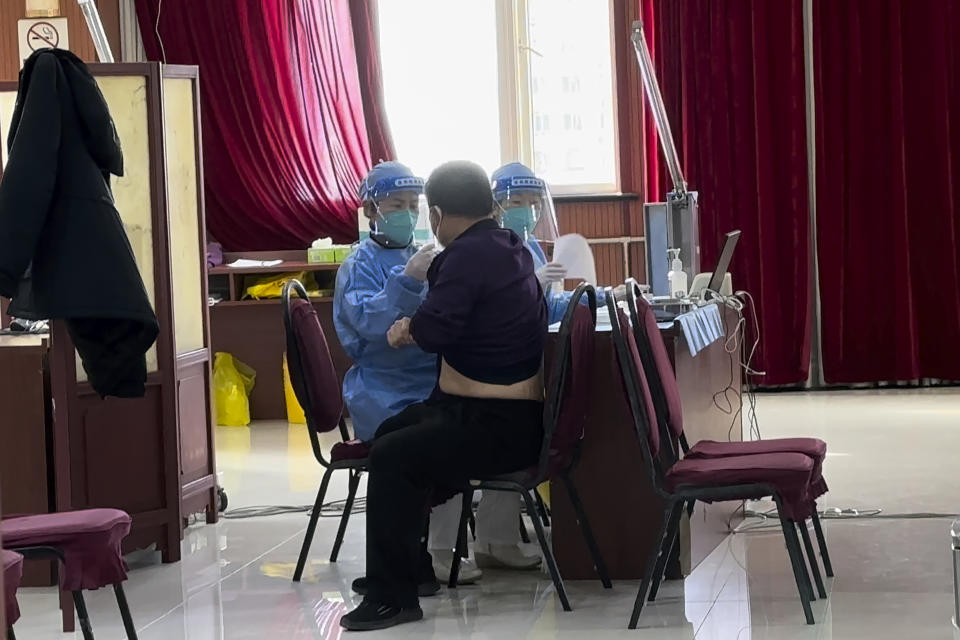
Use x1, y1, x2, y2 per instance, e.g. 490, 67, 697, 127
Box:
376, 209, 417, 246
501, 206, 537, 239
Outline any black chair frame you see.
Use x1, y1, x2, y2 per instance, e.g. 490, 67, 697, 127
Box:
284, 280, 369, 582
622, 279, 834, 585
9, 545, 137, 640
605, 293, 820, 628
447, 283, 612, 612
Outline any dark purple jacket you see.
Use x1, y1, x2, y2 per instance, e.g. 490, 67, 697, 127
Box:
409, 218, 547, 384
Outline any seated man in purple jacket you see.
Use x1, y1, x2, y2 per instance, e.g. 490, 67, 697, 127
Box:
340, 161, 547, 631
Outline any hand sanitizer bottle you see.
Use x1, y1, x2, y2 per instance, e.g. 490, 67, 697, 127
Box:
667, 248, 687, 298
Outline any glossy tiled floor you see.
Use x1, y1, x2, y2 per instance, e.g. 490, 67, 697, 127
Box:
12, 388, 960, 639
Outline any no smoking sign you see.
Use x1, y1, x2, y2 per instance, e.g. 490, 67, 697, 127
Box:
18, 17, 70, 67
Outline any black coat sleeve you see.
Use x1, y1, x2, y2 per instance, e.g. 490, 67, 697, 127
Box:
0, 54, 61, 298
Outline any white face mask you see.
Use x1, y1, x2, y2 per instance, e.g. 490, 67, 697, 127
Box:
429, 206, 444, 250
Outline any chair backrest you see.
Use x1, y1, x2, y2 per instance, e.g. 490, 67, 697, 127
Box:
607, 294, 668, 490
537, 283, 597, 479
282, 280, 344, 447
625, 281, 686, 459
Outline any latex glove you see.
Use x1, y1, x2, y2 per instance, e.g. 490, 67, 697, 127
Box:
403, 242, 438, 281
536, 262, 568, 287
387, 317, 416, 348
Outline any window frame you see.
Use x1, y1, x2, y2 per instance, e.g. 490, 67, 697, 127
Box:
494, 0, 621, 195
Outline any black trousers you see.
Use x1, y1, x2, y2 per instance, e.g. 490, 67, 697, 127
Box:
365, 391, 543, 608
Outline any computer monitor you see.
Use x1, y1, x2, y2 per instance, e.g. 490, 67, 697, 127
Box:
707, 230, 741, 295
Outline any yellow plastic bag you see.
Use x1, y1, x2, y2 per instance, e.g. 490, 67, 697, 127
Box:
244, 271, 321, 299
214, 352, 256, 426
282, 353, 306, 424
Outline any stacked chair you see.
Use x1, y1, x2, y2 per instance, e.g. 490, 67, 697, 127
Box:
608, 288, 832, 628
0, 509, 138, 639
448, 283, 611, 611
283, 280, 372, 582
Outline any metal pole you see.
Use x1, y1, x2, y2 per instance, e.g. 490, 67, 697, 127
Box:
630, 20, 686, 199
76, 0, 114, 63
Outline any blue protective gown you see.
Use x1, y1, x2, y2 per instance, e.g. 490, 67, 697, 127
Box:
525, 237, 605, 324
333, 239, 437, 442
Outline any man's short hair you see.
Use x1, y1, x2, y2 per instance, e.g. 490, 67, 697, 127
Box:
425, 161, 494, 218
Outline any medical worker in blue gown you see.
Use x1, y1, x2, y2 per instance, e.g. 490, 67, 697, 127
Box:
334, 162, 541, 584
491, 162, 609, 322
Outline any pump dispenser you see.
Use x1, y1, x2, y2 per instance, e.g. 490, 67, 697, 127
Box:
667, 248, 687, 298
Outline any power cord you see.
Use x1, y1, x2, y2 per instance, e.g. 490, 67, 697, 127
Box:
705, 289, 764, 442
222, 497, 367, 520
730, 504, 956, 534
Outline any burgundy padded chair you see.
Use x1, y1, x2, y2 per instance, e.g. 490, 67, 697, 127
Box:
623, 281, 833, 582
448, 283, 612, 611
284, 280, 371, 582
0, 509, 137, 640
3, 549, 23, 640
606, 296, 821, 627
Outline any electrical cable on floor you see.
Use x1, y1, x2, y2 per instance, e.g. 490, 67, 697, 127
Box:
222, 497, 368, 520
729, 505, 956, 534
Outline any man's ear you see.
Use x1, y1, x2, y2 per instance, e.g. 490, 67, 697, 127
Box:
363, 201, 376, 219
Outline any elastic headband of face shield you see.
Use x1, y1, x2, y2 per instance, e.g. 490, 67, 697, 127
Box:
491, 175, 546, 201
360, 175, 426, 204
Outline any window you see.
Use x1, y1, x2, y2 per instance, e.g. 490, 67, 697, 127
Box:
379, 0, 618, 192
377, 1, 501, 176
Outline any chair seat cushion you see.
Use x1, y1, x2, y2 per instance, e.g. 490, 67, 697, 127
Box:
665, 452, 819, 520
686, 437, 826, 461
2, 549, 23, 625
685, 438, 829, 500
1, 509, 131, 591
331, 440, 370, 463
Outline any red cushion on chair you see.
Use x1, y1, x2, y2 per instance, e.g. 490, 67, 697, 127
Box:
331, 440, 370, 462
2, 549, 23, 625
686, 438, 828, 500
289, 298, 344, 433
664, 452, 816, 520
687, 437, 825, 460
1, 509, 131, 591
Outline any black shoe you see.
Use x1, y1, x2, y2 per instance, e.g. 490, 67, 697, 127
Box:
351, 576, 441, 597
340, 600, 424, 631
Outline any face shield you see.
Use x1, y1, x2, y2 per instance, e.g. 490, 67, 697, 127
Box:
356, 175, 426, 248
492, 175, 559, 245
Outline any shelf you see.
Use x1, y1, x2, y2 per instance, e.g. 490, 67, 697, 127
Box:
209, 261, 342, 276
211, 297, 334, 308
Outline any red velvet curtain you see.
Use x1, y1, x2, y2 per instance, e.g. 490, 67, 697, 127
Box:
135, 0, 372, 250
813, 0, 960, 383
641, 0, 812, 386
349, 0, 395, 164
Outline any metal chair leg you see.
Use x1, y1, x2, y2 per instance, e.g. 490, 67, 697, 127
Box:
448, 491, 472, 588
534, 486, 551, 527
797, 522, 827, 599
648, 501, 685, 602
293, 466, 334, 582
72, 590, 96, 640
522, 490, 572, 611
113, 583, 138, 640
778, 515, 815, 624
7, 625, 16, 640
629, 504, 674, 629
811, 510, 834, 577
518, 512, 531, 543
330, 470, 361, 562
560, 474, 611, 588
468, 511, 477, 541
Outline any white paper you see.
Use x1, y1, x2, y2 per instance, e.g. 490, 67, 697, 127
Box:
227, 259, 283, 268
552, 233, 597, 284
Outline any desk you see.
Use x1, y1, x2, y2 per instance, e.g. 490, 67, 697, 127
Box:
549, 309, 742, 579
